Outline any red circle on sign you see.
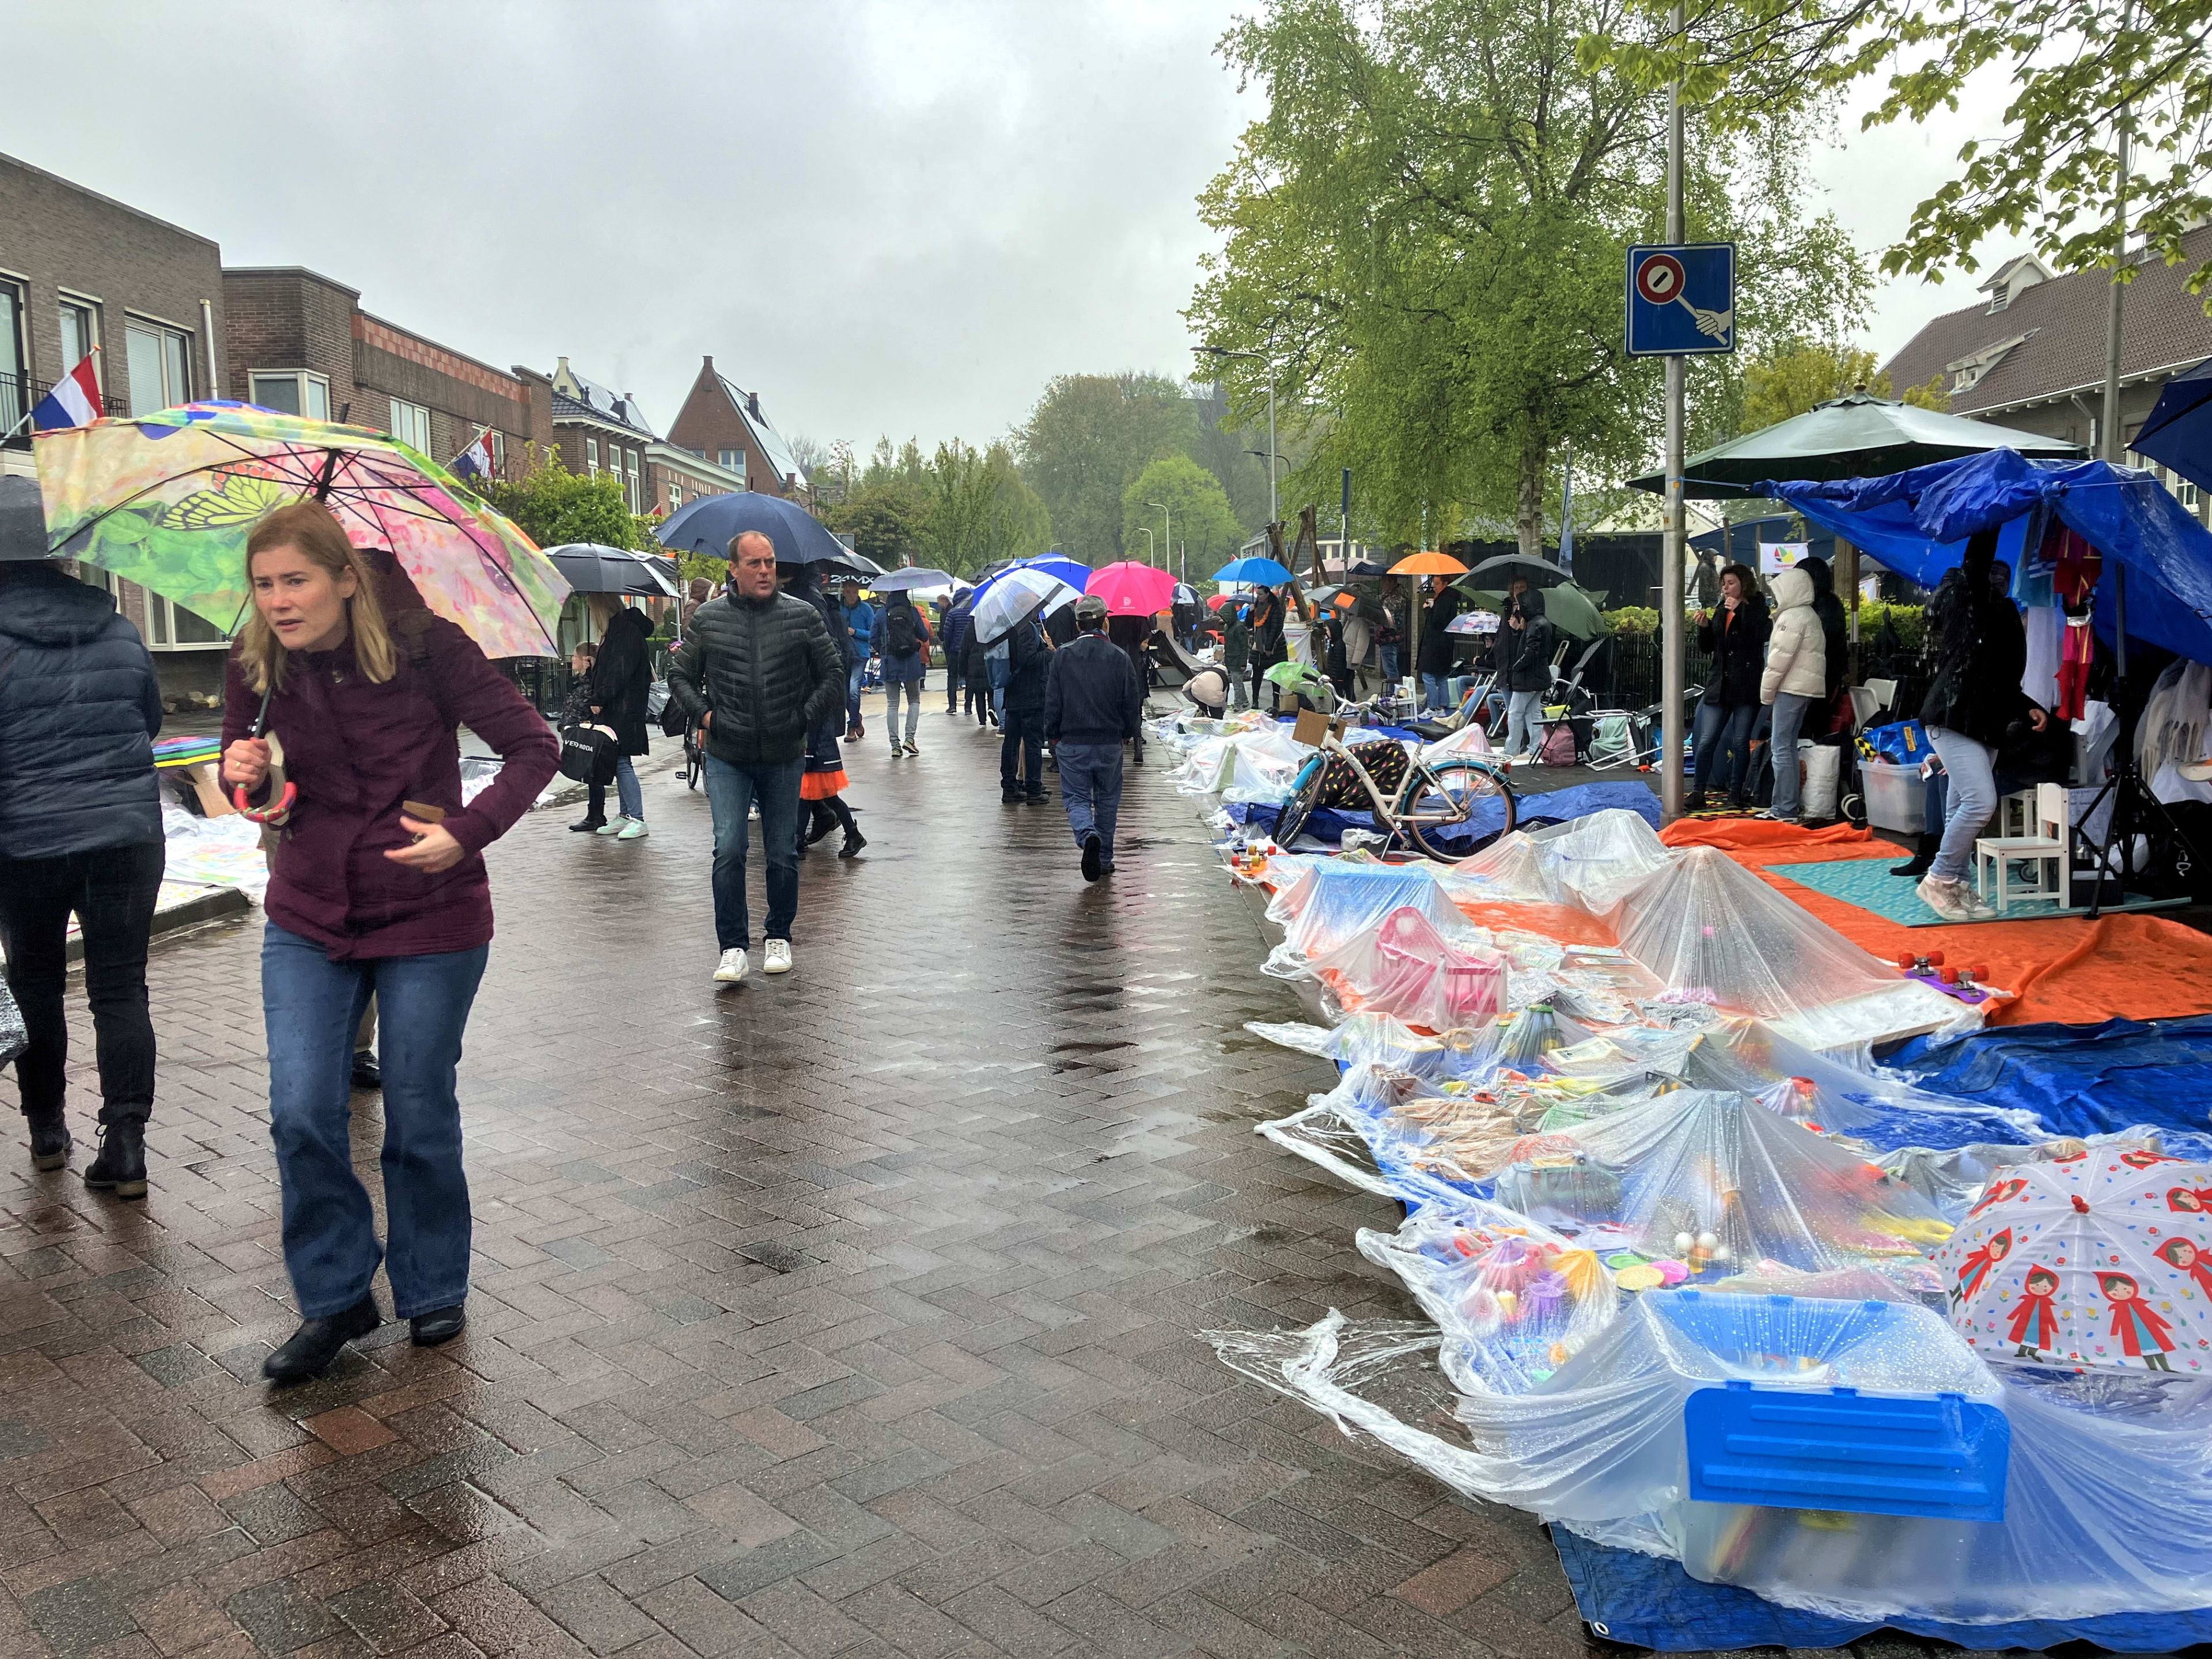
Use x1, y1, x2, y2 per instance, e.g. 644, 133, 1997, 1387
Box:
1637, 253, 1686, 305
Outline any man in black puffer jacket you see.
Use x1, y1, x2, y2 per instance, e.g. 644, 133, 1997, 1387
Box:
0, 558, 165, 1195
669, 531, 842, 984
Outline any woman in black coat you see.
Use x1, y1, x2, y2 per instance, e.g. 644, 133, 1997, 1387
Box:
1247, 587, 1290, 710
1687, 563, 1770, 808
588, 605, 653, 837
1416, 577, 1465, 711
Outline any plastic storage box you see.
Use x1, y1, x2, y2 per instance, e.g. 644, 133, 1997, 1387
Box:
1861, 758, 1926, 834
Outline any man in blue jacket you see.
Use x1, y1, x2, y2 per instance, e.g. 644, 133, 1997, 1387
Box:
1044, 595, 1142, 881
0, 555, 165, 1196
839, 579, 874, 741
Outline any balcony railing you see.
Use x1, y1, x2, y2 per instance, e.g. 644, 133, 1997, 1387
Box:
0, 371, 131, 448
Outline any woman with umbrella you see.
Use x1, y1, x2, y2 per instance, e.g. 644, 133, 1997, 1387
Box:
220, 499, 559, 1381
1247, 586, 1291, 711
585, 605, 653, 840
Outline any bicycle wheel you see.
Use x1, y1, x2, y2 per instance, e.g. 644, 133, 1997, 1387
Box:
1400, 759, 1516, 861
1272, 754, 1330, 848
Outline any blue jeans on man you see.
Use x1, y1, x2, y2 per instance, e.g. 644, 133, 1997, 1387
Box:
1421, 671, 1450, 713
1057, 743, 1124, 868
262, 922, 487, 1320
704, 753, 805, 948
846, 660, 867, 729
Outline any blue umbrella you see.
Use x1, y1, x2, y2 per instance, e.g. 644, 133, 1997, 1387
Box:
2132, 357, 2212, 492
653, 490, 848, 566
1215, 555, 1293, 585
1020, 554, 1090, 591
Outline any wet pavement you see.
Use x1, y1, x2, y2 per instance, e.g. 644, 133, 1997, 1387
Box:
3, 689, 1960, 1659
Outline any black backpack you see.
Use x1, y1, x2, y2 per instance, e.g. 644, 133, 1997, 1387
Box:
884, 602, 918, 656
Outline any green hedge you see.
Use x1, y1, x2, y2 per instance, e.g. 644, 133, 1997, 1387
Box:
1601, 601, 1925, 646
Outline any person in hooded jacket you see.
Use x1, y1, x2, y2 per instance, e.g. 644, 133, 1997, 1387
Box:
0, 558, 164, 1196
787, 567, 866, 859
941, 595, 971, 714
1915, 532, 2054, 921
1799, 556, 1850, 704
1416, 577, 1464, 711
1246, 586, 1289, 711
1000, 614, 1051, 803
1500, 587, 1557, 757
1688, 563, 1770, 808
878, 590, 932, 757
585, 605, 653, 840
1756, 565, 1828, 823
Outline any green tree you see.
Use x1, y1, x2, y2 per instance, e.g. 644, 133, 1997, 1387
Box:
1740, 342, 1949, 431
923, 440, 1054, 577
827, 480, 931, 568
1191, 0, 1870, 559
1583, 0, 2212, 303
483, 445, 646, 552
1121, 454, 1243, 574
1015, 373, 1201, 564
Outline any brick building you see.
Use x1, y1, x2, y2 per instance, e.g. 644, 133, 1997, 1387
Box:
1, 147, 230, 692
643, 440, 744, 520
546, 358, 655, 513
666, 354, 810, 503
1881, 231, 2212, 521
222, 267, 547, 483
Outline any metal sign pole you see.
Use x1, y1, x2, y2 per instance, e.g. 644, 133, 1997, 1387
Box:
1660, 9, 1687, 821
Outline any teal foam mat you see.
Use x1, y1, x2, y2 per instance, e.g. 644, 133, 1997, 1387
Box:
1764, 857, 2180, 927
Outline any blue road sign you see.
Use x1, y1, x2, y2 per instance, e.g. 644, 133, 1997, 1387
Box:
1626, 243, 1736, 357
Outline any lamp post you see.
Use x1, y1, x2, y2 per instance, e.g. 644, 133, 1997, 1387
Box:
1148, 501, 1171, 577
1199, 345, 1278, 527
1132, 527, 1156, 562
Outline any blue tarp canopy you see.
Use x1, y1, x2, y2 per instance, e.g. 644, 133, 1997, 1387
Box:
1760, 448, 2212, 664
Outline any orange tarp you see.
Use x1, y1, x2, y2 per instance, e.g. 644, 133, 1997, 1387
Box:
1664, 820, 2212, 1027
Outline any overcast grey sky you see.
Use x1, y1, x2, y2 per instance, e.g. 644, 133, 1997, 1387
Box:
6, 2, 2013, 452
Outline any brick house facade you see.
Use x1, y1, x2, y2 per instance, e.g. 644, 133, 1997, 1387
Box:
644, 441, 744, 519
1, 147, 230, 698
666, 355, 810, 503
546, 359, 656, 514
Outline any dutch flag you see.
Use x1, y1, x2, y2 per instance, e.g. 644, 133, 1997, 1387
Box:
31, 350, 102, 431
450, 427, 495, 482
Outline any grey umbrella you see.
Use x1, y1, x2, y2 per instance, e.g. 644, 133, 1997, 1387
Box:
543, 543, 681, 599
0, 475, 51, 561
872, 566, 955, 592
1467, 552, 1571, 582
1626, 391, 2085, 498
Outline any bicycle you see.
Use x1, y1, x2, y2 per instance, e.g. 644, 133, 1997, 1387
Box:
1266, 673, 1517, 860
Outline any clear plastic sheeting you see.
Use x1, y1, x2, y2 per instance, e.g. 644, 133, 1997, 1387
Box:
1309, 906, 1509, 1030
1262, 858, 1486, 983
1878, 1130, 2174, 1221
1611, 846, 1977, 1051
1170, 720, 1316, 805
1446, 810, 1674, 913
160, 799, 271, 900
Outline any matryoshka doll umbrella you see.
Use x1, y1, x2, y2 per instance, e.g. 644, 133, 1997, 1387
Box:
1933, 1150, 2212, 1373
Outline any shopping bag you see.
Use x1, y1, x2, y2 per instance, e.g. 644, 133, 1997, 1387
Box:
1855, 719, 1929, 766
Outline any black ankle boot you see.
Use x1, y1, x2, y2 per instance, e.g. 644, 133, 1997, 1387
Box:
84, 1119, 146, 1199
26, 1109, 70, 1172
263, 1293, 382, 1384
1890, 832, 1940, 878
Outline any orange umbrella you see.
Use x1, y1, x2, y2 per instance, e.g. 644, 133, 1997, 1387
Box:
1388, 550, 1469, 577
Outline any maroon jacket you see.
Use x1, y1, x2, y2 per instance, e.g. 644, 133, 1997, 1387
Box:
222, 613, 558, 961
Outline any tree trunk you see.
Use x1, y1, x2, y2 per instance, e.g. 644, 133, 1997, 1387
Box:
1516, 433, 1547, 560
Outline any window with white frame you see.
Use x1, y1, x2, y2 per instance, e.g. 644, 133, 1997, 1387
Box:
490, 429, 506, 475
145, 592, 230, 650
627, 454, 640, 510
718, 448, 741, 472
388, 396, 430, 452
124, 316, 192, 416
586, 436, 600, 475
58, 297, 100, 382
251, 371, 330, 420
668, 482, 683, 512
0, 279, 25, 433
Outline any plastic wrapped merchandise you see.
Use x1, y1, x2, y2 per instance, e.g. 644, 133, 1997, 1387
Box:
1358, 1205, 1623, 1394
1309, 904, 1507, 1030
1609, 846, 1977, 1051
1262, 858, 1488, 982
1878, 1129, 2173, 1220
1528, 810, 1677, 914
1255, 1062, 1495, 1210
1445, 831, 1570, 906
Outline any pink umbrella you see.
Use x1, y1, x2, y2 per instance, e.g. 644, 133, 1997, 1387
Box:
1086, 560, 1178, 616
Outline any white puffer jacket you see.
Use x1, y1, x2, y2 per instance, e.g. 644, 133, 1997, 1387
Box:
1760, 566, 1827, 703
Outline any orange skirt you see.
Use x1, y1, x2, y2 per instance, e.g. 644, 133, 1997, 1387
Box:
801, 769, 848, 801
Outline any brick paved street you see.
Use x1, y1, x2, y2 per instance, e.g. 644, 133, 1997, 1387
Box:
1, 698, 1952, 1659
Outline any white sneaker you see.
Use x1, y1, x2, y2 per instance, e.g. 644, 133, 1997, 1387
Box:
617, 819, 649, 840
595, 815, 628, 836
1916, 875, 1980, 923
713, 948, 749, 984
763, 939, 793, 975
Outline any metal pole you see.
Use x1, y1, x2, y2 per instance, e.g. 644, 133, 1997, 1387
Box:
1267, 381, 1279, 528
1660, 3, 1688, 821
2103, 94, 2131, 681
1149, 501, 1171, 574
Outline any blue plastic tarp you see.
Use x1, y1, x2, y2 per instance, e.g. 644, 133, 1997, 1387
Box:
1763, 449, 2212, 664
1550, 1526, 2212, 1653
1231, 780, 1661, 853
1882, 1016, 2212, 1142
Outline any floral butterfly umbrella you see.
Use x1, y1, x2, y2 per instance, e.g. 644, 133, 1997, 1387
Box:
1933, 1149, 2212, 1373
34, 402, 568, 659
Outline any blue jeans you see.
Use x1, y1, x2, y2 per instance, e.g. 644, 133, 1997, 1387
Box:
1380, 643, 1400, 683
1693, 699, 1758, 798
846, 661, 867, 727
704, 753, 804, 949
884, 677, 923, 745
589, 753, 643, 823
1766, 692, 1816, 819
1057, 743, 1124, 864
1503, 688, 1543, 756
1421, 672, 1449, 711
1927, 726, 1998, 884
262, 922, 487, 1319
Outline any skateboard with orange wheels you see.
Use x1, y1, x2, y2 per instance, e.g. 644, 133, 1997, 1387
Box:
1896, 949, 1994, 1005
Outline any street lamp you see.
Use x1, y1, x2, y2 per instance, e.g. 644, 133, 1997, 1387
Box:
1147, 500, 1171, 578
1198, 345, 1277, 528
1131, 526, 1156, 562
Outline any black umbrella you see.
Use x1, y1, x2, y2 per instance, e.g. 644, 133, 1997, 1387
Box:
1466, 552, 1570, 582
0, 475, 51, 562
815, 548, 881, 579
654, 489, 850, 565
543, 543, 681, 598
1343, 557, 1388, 577
1626, 391, 2085, 498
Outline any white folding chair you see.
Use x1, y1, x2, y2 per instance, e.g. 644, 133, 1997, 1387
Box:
1974, 782, 2071, 915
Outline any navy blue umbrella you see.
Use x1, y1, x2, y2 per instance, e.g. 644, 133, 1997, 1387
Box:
2131, 357, 2212, 492
653, 490, 847, 566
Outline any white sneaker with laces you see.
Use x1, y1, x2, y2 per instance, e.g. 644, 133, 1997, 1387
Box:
764, 939, 793, 975
618, 819, 650, 840
713, 948, 749, 984
1915, 875, 1979, 923
595, 816, 628, 836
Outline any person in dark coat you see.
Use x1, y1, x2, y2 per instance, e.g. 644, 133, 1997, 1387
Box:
941, 595, 971, 714
1416, 577, 1464, 711
1047, 595, 1142, 880
1800, 556, 1850, 703
1500, 587, 1557, 757
0, 558, 165, 1195
585, 604, 653, 839
1915, 532, 2053, 920
1000, 614, 1051, 804
220, 498, 558, 1380
1105, 611, 1152, 764
1247, 587, 1290, 711
963, 607, 994, 726
1223, 603, 1252, 709
1687, 563, 1771, 808
788, 567, 865, 860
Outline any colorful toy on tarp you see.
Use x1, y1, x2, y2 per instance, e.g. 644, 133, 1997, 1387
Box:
1897, 948, 1997, 1005
1933, 1150, 2212, 1371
